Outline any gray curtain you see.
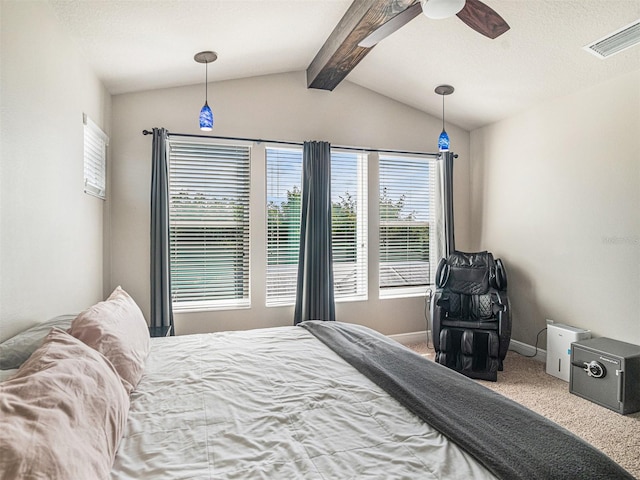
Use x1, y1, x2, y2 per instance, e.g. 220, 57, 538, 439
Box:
150, 128, 174, 333
442, 151, 455, 258
293, 141, 336, 325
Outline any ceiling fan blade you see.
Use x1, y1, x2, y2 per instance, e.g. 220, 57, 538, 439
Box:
358, 2, 423, 48
456, 0, 510, 39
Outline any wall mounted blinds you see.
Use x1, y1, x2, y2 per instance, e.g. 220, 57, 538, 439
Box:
83, 114, 108, 199
168, 140, 251, 311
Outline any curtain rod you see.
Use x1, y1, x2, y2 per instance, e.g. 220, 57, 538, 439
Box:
141, 129, 446, 158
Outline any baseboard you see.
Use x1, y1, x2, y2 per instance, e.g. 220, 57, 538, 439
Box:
509, 339, 546, 363
388, 331, 428, 346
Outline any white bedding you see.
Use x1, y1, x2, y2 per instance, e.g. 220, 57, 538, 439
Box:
111, 327, 496, 479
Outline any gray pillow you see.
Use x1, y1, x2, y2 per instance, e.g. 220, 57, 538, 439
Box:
0, 368, 18, 382
0, 315, 76, 369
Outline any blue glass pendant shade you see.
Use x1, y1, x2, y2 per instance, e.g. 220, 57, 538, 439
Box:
438, 130, 450, 152
199, 102, 213, 131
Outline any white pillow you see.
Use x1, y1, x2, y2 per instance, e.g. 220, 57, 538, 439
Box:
69, 286, 150, 393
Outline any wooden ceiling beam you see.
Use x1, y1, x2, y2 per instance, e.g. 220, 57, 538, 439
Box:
306, 0, 415, 91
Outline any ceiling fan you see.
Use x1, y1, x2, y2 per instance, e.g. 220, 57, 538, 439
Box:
359, 0, 510, 48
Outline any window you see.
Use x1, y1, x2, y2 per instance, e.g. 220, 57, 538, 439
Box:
168, 140, 251, 311
379, 155, 435, 297
265, 147, 367, 306
266, 148, 301, 304
83, 114, 108, 199
331, 150, 368, 300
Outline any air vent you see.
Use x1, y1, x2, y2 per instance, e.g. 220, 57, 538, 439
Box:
584, 19, 640, 59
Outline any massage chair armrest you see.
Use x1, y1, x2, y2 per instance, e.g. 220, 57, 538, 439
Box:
495, 296, 512, 360
430, 292, 446, 351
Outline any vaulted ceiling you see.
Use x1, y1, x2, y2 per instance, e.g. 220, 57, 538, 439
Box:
48, 0, 640, 130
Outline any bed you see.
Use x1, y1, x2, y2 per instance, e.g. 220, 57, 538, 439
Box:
0, 288, 635, 480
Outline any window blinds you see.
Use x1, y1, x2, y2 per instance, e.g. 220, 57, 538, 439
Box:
83, 114, 108, 199
331, 150, 368, 300
379, 155, 435, 293
168, 140, 251, 310
265, 147, 368, 306
266, 147, 302, 305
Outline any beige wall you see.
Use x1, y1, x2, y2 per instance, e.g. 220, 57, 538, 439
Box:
0, 1, 110, 341
470, 70, 640, 346
110, 72, 471, 336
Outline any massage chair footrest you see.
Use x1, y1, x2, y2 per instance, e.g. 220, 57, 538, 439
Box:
437, 328, 501, 379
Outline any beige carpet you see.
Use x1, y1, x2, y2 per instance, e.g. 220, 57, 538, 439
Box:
407, 342, 640, 479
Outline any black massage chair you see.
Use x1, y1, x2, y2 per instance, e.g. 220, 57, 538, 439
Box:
430, 251, 511, 381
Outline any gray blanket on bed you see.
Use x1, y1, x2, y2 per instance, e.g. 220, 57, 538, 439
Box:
300, 320, 635, 480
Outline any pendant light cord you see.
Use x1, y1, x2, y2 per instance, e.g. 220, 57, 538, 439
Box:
205, 62, 208, 104
442, 94, 445, 131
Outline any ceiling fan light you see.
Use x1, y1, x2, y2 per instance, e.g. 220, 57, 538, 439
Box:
421, 0, 466, 20
438, 130, 450, 152
199, 102, 213, 131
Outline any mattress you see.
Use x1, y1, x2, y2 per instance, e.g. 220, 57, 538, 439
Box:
111, 326, 496, 479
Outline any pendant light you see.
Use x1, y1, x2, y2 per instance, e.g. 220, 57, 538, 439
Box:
435, 84, 454, 152
194, 51, 218, 131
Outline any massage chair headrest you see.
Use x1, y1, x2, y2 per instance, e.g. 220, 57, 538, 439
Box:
435, 251, 507, 294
